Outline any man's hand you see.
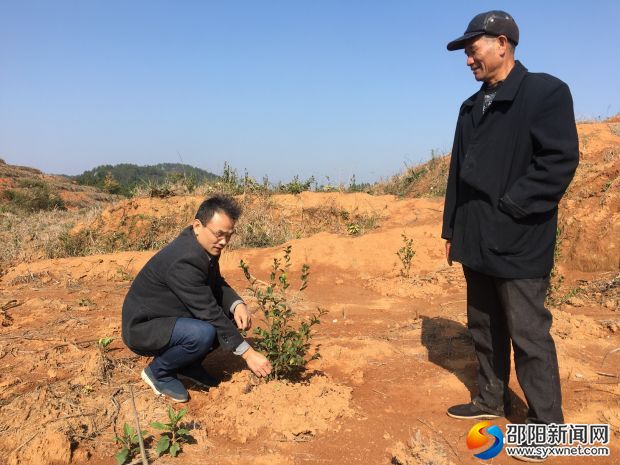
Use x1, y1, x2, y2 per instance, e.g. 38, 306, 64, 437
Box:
445, 240, 453, 266
241, 347, 272, 378
233, 303, 252, 331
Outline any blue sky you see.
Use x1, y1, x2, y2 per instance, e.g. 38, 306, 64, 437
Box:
1, 1, 619, 184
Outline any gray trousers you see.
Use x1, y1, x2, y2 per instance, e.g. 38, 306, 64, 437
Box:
464, 266, 563, 424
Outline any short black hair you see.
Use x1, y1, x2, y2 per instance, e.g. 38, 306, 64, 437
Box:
195, 195, 242, 224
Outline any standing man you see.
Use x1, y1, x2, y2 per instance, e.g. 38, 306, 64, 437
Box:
442, 9, 578, 442
122, 195, 272, 402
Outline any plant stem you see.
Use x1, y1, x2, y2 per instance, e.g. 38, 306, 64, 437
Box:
129, 385, 149, 465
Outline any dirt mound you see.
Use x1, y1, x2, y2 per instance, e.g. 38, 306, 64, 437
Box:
559, 119, 620, 272
373, 118, 619, 275
60, 191, 404, 257
195, 371, 354, 443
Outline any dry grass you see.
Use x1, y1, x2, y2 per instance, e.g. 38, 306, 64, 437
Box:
0, 160, 383, 266
0, 207, 103, 273
390, 429, 455, 465
47, 210, 194, 259
0, 191, 383, 268
374, 155, 449, 198
231, 194, 379, 248
299, 204, 379, 237
230, 194, 293, 249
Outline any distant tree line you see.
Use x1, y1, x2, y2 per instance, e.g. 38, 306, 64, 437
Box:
69, 163, 218, 196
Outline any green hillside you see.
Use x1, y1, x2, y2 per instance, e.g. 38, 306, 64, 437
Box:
69, 163, 218, 196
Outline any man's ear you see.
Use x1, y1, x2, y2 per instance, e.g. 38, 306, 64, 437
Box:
192, 219, 202, 232
497, 35, 509, 55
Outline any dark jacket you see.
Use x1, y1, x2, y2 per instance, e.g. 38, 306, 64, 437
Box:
121, 226, 245, 354
442, 61, 579, 278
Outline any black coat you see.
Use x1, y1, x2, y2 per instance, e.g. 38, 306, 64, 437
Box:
121, 226, 245, 354
442, 61, 579, 278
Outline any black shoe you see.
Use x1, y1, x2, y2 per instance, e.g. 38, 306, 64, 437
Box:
447, 402, 501, 420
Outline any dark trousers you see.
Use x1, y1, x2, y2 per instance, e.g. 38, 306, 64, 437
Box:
464, 266, 563, 424
149, 318, 216, 382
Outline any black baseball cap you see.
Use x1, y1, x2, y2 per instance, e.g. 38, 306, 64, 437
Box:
447, 10, 519, 51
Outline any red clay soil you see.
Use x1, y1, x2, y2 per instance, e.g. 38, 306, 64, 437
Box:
0, 120, 618, 465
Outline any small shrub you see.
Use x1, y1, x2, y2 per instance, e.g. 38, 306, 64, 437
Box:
167, 171, 198, 193
98, 337, 113, 350
346, 222, 361, 235
97, 336, 115, 381
349, 211, 379, 235
49, 228, 95, 258
397, 233, 415, 278
560, 286, 583, 304
113, 423, 148, 465
103, 172, 122, 194
114, 265, 134, 282
78, 298, 95, 308
150, 406, 193, 457
278, 175, 315, 194
347, 174, 372, 193
298, 205, 379, 238
137, 179, 175, 198
240, 245, 327, 381
5, 183, 66, 212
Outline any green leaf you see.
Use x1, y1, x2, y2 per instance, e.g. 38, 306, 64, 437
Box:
150, 422, 168, 430
98, 336, 113, 348
170, 442, 181, 457
167, 406, 176, 422
176, 428, 190, 436
114, 448, 129, 465
123, 423, 132, 436
156, 435, 170, 455
176, 407, 188, 421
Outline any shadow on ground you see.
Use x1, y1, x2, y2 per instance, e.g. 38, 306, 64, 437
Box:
421, 316, 528, 422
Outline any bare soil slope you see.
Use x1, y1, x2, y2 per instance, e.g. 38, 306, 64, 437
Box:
0, 120, 618, 465
0, 159, 117, 210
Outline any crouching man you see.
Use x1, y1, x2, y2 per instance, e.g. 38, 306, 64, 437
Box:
122, 195, 272, 402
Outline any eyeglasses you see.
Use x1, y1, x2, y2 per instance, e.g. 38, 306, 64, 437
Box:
204, 224, 236, 240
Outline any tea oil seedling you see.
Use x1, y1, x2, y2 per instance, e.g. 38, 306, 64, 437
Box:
98, 337, 113, 350
115, 265, 134, 282
346, 222, 361, 236
97, 336, 115, 381
150, 406, 194, 457
240, 245, 327, 381
113, 422, 148, 465
396, 233, 415, 278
